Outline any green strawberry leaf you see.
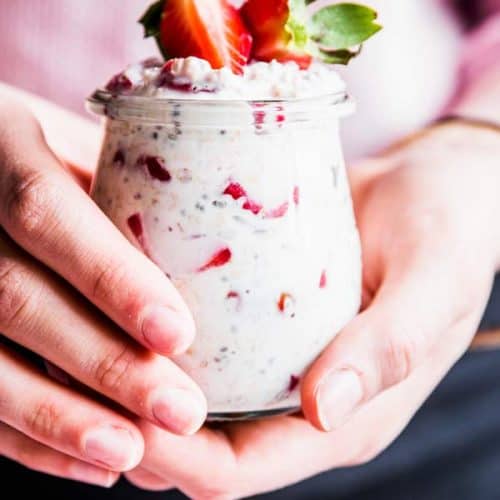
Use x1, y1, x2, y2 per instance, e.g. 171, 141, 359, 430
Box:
285, 0, 311, 49
139, 0, 165, 38
310, 3, 381, 49
139, 0, 170, 59
319, 47, 361, 65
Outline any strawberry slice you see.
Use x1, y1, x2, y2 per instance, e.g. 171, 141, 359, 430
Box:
198, 247, 232, 272
160, 0, 253, 75
241, 0, 313, 69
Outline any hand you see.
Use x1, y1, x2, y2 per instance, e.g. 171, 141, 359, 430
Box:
0, 100, 207, 487
125, 123, 500, 498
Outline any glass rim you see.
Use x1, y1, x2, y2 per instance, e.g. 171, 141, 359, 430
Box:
87, 88, 352, 114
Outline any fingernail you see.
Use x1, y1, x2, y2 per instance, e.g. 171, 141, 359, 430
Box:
317, 370, 364, 431
84, 426, 139, 470
152, 388, 206, 435
69, 461, 118, 488
141, 305, 195, 355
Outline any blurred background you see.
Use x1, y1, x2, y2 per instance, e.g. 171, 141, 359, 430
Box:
0, 0, 463, 160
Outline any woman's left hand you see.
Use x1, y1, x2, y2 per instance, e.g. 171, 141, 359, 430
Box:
125, 123, 500, 498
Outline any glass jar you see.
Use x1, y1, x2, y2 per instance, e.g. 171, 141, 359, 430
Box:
87, 90, 361, 421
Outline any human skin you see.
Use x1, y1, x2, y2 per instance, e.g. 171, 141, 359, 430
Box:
0, 84, 207, 488
1, 68, 500, 495
119, 122, 500, 498
119, 47, 500, 499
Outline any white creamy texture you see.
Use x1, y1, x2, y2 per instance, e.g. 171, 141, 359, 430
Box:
91, 95, 361, 415
115, 56, 346, 100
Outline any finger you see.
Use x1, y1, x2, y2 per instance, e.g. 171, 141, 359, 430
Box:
301, 245, 492, 431
0, 344, 144, 471
136, 321, 473, 499
0, 232, 207, 435
0, 422, 119, 488
125, 467, 174, 492
0, 104, 194, 355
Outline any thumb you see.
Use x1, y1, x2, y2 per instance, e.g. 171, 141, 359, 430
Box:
301, 253, 486, 432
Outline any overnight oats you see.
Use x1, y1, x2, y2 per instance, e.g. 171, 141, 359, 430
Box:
88, 0, 380, 419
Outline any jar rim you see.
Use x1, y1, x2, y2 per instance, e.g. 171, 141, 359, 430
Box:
86, 88, 354, 127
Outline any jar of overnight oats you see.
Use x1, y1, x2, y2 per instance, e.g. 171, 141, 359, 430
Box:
88, 57, 362, 420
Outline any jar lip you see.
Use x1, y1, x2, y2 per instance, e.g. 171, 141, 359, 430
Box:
86, 88, 354, 125
87, 88, 351, 113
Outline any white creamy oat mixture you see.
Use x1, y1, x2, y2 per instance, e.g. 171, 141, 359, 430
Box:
91, 57, 361, 416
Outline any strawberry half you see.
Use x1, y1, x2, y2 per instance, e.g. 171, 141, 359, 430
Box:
159, 0, 253, 74
241, 0, 313, 69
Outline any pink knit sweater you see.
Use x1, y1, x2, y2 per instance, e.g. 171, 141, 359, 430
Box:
0, 1, 499, 158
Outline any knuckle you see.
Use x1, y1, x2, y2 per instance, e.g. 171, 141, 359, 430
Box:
0, 259, 36, 331
90, 259, 135, 309
380, 325, 426, 386
91, 344, 137, 394
25, 399, 61, 440
2, 169, 58, 244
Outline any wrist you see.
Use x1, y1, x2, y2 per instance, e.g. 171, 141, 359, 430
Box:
390, 122, 500, 272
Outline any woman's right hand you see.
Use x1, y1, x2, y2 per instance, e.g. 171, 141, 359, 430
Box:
0, 100, 207, 487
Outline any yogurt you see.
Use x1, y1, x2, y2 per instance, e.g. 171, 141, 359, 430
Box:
89, 57, 361, 419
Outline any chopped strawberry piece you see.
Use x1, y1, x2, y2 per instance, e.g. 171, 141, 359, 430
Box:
241, 0, 313, 69
293, 186, 300, 205
265, 201, 289, 219
160, 0, 253, 75
105, 73, 133, 93
128, 213, 147, 249
277, 292, 292, 312
319, 270, 327, 289
138, 155, 171, 182
223, 182, 262, 214
113, 150, 126, 166
226, 290, 242, 309
198, 247, 232, 272
276, 114, 285, 123
242, 198, 263, 215
223, 182, 247, 200
253, 110, 266, 126
288, 375, 300, 391
157, 61, 219, 92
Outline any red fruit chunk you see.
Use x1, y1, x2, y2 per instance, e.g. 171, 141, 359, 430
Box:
241, 0, 313, 69
265, 201, 289, 219
223, 182, 247, 200
113, 150, 125, 166
198, 247, 232, 272
277, 292, 292, 312
293, 186, 300, 205
253, 110, 266, 126
105, 73, 133, 93
319, 270, 327, 289
128, 213, 146, 248
138, 155, 171, 182
157, 61, 219, 92
288, 375, 300, 391
242, 198, 263, 215
160, 0, 253, 75
276, 114, 285, 123
223, 182, 263, 215
226, 290, 242, 310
